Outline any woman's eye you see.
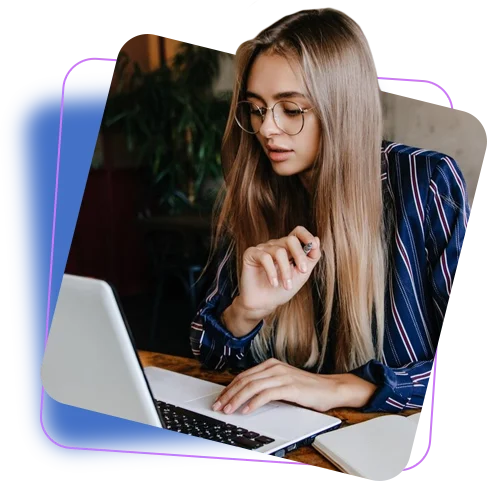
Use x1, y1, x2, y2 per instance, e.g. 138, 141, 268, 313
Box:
284, 109, 301, 116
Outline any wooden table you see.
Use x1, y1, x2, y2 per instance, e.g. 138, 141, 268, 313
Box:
138, 350, 420, 470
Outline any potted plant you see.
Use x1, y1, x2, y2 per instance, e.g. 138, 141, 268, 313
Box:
102, 43, 233, 217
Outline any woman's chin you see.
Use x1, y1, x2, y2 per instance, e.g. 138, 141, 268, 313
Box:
270, 161, 300, 176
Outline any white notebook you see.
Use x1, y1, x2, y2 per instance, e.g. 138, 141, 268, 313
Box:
312, 413, 421, 480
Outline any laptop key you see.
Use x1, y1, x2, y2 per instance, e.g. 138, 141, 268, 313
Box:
157, 401, 267, 449
255, 436, 275, 445
230, 436, 263, 450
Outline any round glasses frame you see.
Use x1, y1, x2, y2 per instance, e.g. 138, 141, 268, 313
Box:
234, 100, 314, 136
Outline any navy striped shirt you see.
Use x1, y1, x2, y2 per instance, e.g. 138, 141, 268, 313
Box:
189, 140, 470, 413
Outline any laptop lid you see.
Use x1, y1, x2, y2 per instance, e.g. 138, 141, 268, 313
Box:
41, 274, 163, 428
42, 273, 341, 457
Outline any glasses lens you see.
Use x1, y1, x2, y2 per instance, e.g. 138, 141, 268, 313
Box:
274, 101, 304, 135
235, 100, 305, 135
235, 101, 262, 134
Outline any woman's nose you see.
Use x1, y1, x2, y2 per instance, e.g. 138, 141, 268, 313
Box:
259, 109, 282, 136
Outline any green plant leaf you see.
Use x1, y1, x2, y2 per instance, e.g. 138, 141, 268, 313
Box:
102, 43, 232, 215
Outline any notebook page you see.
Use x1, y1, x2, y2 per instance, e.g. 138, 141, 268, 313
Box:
313, 409, 487, 481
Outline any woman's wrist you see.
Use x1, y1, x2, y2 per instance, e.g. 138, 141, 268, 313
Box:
320, 373, 378, 409
334, 373, 378, 409
221, 296, 265, 338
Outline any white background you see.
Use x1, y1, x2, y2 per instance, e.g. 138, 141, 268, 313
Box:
0, 0, 487, 104
0, 0, 487, 481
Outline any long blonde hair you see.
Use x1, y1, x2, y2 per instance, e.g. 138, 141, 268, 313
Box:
204, 8, 389, 373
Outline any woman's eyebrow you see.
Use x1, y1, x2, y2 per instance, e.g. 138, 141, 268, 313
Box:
245, 90, 306, 101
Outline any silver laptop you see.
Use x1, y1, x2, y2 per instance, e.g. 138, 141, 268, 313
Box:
41, 274, 341, 457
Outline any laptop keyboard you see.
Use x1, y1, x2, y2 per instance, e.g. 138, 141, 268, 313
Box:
156, 400, 275, 450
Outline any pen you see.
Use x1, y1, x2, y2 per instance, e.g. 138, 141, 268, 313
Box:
290, 242, 313, 267
302, 242, 313, 255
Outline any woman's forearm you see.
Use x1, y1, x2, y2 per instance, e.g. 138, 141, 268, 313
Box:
221, 296, 266, 338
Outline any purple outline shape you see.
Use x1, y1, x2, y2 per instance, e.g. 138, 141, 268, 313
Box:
39, 58, 451, 471
40, 57, 308, 466
378, 77, 455, 109
403, 348, 438, 471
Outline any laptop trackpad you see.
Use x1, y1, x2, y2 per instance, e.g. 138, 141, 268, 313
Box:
144, 366, 223, 402
186, 393, 280, 418
144, 366, 280, 418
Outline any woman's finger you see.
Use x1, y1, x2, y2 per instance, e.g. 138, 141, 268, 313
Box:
213, 359, 282, 407
245, 384, 297, 414
285, 235, 310, 274
252, 244, 294, 289
220, 375, 288, 415
214, 372, 272, 412
244, 247, 279, 287
307, 235, 321, 261
254, 249, 279, 287
258, 235, 318, 269
273, 246, 293, 289
215, 359, 281, 404
289, 225, 316, 246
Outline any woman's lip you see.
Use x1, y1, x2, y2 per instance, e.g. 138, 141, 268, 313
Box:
268, 149, 294, 162
266, 144, 292, 151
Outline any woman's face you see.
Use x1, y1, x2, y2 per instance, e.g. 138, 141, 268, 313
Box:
245, 53, 321, 184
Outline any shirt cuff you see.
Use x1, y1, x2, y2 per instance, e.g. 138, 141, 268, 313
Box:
350, 360, 414, 413
199, 293, 264, 349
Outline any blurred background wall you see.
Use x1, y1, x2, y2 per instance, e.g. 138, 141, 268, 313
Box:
382, 94, 485, 205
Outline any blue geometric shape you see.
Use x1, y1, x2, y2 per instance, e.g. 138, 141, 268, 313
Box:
0, 73, 284, 473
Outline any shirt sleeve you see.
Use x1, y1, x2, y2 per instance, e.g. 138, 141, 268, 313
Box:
189, 242, 264, 371
350, 155, 470, 413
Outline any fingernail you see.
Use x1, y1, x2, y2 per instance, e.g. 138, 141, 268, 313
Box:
300, 263, 307, 273
212, 401, 221, 411
286, 279, 292, 289
223, 404, 232, 414
242, 406, 250, 414
272, 277, 278, 287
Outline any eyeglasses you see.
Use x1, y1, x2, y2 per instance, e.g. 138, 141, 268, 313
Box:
235, 100, 314, 136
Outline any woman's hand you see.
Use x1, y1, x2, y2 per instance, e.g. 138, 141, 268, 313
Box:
211, 358, 378, 415
237, 226, 321, 321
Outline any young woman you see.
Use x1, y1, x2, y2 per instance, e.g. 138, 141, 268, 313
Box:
189, 8, 470, 415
